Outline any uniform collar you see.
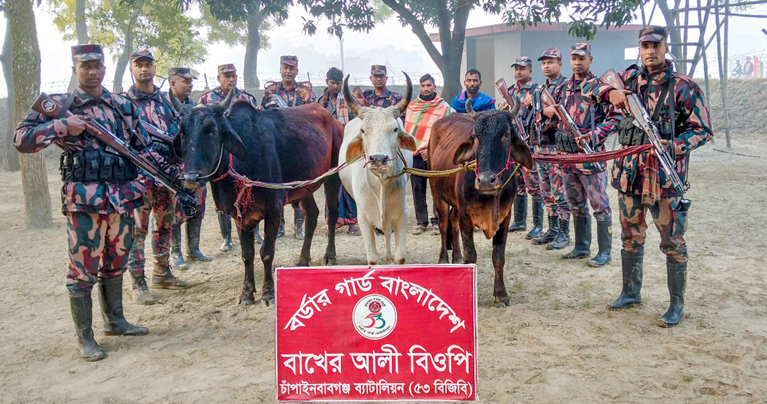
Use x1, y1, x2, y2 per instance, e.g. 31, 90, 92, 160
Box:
71, 86, 112, 108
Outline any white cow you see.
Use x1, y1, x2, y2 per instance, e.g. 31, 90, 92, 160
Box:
339, 73, 416, 265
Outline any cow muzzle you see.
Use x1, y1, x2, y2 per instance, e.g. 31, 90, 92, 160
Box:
475, 171, 502, 194
366, 154, 393, 174
182, 172, 204, 190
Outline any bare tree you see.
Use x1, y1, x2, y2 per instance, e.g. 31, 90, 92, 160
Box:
1, 16, 20, 171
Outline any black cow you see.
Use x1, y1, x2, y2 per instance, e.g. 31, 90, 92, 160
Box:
170, 89, 343, 305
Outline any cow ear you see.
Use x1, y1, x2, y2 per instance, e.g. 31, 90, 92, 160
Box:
172, 130, 184, 160
453, 139, 476, 165
511, 136, 534, 170
221, 118, 247, 160
397, 129, 417, 151
345, 135, 365, 163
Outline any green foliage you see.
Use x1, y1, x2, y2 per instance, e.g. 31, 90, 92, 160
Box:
201, 2, 278, 49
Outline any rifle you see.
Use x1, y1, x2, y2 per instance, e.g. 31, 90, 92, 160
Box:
140, 120, 174, 144
539, 87, 593, 153
599, 68, 690, 197
494, 78, 528, 141
351, 86, 370, 107
532, 88, 543, 144
31, 93, 198, 216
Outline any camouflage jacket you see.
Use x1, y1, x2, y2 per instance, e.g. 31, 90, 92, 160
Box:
169, 92, 197, 106
262, 81, 316, 108
539, 75, 569, 145
559, 71, 621, 174
14, 87, 152, 215
363, 88, 402, 108
508, 79, 538, 121
199, 86, 259, 110
582, 60, 714, 197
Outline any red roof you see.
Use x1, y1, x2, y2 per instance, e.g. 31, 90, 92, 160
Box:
428, 22, 643, 41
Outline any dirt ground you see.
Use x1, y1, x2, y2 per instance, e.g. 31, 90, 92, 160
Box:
0, 135, 765, 404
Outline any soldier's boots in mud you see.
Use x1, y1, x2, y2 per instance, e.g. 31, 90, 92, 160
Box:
658, 260, 687, 327
547, 218, 571, 250
69, 291, 107, 361
255, 224, 264, 245
508, 195, 527, 232
588, 219, 612, 267
218, 212, 233, 252
525, 196, 544, 240
170, 225, 188, 270
186, 218, 211, 262
562, 215, 591, 259
98, 277, 149, 336
295, 208, 305, 240
152, 262, 190, 290
131, 273, 157, 305
608, 250, 643, 309
533, 216, 559, 245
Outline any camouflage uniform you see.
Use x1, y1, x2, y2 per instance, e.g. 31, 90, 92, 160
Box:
557, 44, 620, 266
583, 26, 714, 326
364, 65, 404, 120
199, 64, 260, 251
14, 44, 149, 360
531, 47, 573, 249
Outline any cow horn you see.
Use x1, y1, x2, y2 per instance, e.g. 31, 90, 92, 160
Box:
219, 87, 236, 111
465, 99, 476, 118
168, 90, 182, 113
342, 74, 361, 118
511, 94, 521, 117
394, 72, 412, 114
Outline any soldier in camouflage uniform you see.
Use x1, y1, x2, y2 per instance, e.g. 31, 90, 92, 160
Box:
14, 44, 152, 361
583, 26, 713, 327
531, 47, 573, 250
505, 57, 544, 240
364, 65, 404, 119
124, 50, 189, 305
555, 43, 620, 267
166, 67, 211, 271
199, 64, 260, 249
261, 55, 317, 240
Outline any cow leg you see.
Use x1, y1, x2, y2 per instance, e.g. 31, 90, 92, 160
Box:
493, 214, 513, 308
323, 175, 341, 265
297, 196, 319, 266
383, 215, 393, 265
260, 212, 280, 306
435, 200, 450, 264
460, 211, 477, 264
450, 208, 463, 264
360, 219, 380, 265
393, 212, 406, 265
238, 226, 257, 305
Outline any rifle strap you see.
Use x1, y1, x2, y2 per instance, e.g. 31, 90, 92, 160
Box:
56, 93, 77, 119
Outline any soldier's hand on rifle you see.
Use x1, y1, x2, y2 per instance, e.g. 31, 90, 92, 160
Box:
497, 101, 510, 111
524, 94, 533, 107
62, 115, 87, 135
575, 131, 591, 148
543, 105, 557, 119
608, 89, 632, 111
649, 139, 671, 156
297, 85, 312, 102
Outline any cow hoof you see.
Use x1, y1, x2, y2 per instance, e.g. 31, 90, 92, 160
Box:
323, 257, 337, 266
261, 294, 275, 306
239, 298, 257, 306
496, 301, 510, 308
395, 258, 406, 265
297, 257, 311, 266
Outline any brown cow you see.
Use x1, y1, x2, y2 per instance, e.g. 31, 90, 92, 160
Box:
428, 100, 533, 307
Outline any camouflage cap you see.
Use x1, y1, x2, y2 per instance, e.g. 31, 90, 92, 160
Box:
570, 43, 592, 56
218, 64, 237, 74
638, 26, 667, 43
71, 44, 104, 63
371, 64, 387, 75
537, 47, 562, 61
280, 55, 298, 67
167, 67, 197, 79
511, 56, 533, 68
129, 49, 154, 62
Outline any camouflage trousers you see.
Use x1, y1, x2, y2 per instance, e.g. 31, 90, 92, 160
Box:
515, 160, 542, 197
536, 145, 571, 221
66, 212, 134, 293
564, 169, 612, 222
618, 192, 688, 263
127, 179, 178, 277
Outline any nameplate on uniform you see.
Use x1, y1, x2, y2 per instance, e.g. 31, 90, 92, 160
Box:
275, 264, 478, 402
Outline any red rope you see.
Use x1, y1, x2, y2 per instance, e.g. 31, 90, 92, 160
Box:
533, 144, 652, 164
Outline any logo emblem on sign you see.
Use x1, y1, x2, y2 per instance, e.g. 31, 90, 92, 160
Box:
352, 294, 397, 340
41, 99, 56, 113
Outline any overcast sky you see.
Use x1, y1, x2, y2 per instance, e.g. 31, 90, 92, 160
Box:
1, 3, 766, 96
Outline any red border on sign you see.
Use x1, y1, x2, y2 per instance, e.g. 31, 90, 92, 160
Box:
275, 264, 478, 402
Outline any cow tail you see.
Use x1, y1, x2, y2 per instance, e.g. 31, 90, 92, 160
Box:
446, 207, 453, 251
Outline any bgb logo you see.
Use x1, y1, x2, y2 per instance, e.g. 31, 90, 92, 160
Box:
352, 294, 397, 340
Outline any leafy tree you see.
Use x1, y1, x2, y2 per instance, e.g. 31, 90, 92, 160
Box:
299, 0, 644, 99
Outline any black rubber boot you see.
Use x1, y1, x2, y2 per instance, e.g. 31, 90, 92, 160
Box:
69, 292, 106, 361
608, 250, 643, 309
658, 260, 687, 327
507, 196, 527, 232
294, 208, 305, 240
186, 218, 211, 262
170, 224, 188, 270
547, 218, 571, 250
562, 215, 591, 259
255, 223, 264, 245
525, 196, 544, 240
533, 216, 559, 245
277, 208, 285, 238
98, 277, 149, 336
218, 212, 233, 252
588, 219, 613, 267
